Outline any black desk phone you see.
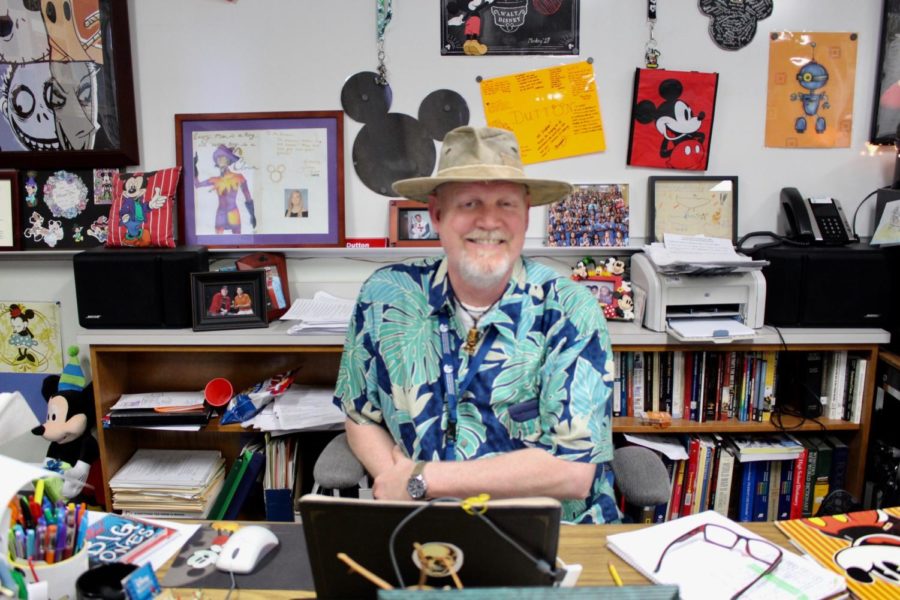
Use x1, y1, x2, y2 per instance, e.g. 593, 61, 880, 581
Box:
780, 187, 856, 245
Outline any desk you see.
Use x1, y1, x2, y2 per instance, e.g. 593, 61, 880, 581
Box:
160, 522, 791, 598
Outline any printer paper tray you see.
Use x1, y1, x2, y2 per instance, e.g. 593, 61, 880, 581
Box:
666, 318, 757, 344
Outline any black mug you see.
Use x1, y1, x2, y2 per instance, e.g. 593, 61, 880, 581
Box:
76, 563, 138, 600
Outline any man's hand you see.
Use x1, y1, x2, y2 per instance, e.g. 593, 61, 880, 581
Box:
371, 445, 417, 500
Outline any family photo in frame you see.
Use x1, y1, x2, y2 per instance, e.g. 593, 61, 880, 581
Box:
389, 200, 441, 247
191, 270, 268, 332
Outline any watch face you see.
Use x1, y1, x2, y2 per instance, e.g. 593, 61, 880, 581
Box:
407, 475, 427, 500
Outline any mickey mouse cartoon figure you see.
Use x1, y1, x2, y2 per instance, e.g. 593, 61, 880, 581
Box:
803, 510, 900, 586
119, 173, 165, 247
634, 79, 707, 170
32, 346, 103, 503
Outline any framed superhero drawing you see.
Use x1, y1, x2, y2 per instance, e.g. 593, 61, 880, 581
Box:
627, 69, 719, 171
441, 0, 580, 56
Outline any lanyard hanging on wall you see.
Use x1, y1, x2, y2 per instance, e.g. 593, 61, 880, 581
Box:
376, 0, 392, 85
645, 0, 661, 69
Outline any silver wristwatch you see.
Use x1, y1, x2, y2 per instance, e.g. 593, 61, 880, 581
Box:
406, 461, 427, 500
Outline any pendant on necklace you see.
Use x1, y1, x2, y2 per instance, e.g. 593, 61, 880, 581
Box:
464, 327, 480, 355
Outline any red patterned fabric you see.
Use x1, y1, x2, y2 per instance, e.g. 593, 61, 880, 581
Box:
107, 167, 181, 248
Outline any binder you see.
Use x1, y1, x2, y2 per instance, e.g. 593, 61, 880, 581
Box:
224, 451, 265, 520
264, 488, 294, 521
104, 407, 212, 427
207, 451, 252, 520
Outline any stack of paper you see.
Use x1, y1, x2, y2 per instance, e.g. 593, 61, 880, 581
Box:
242, 384, 345, 435
280, 291, 355, 335
105, 391, 211, 429
109, 449, 226, 519
729, 434, 805, 462
607, 510, 846, 600
643, 234, 768, 275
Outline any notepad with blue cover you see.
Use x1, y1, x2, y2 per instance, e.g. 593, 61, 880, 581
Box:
299, 494, 563, 600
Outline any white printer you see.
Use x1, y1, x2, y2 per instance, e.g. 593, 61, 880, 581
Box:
631, 252, 766, 342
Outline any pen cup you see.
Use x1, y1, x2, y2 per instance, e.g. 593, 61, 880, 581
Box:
14, 544, 89, 600
204, 377, 233, 413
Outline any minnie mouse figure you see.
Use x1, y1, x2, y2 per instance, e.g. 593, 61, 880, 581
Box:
8, 303, 37, 363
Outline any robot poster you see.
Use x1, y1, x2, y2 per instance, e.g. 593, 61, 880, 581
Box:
627, 69, 719, 171
441, 0, 579, 56
765, 32, 858, 148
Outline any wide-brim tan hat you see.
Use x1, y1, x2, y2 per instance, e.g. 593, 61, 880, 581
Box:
392, 126, 574, 206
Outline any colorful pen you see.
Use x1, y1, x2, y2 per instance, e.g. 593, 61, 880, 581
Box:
35, 523, 46, 562
74, 510, 88, 553
34, 480, 44, 505
25, 530, 34, 561
45, 524, 57, 564
55, 518, 66, 563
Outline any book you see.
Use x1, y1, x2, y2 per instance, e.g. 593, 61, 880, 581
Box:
83, 514, 176, 566
766, 460, 781, 521
776, 460, 794, 521
807, 436, 832, 516
712, 441, 736, 517
681, 437, 702, 515
752, 460, 770, 522
789, 446, 808, 519
730, 434, 804, 462
775, 507, 900, 600
607, 509, 847, 600
738, 461, 757, 522
822, 434, 849, 493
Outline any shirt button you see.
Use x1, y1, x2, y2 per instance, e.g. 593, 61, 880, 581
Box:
439, 323, 449, 333
443, 364, 453, 373
460, 440, 468, 448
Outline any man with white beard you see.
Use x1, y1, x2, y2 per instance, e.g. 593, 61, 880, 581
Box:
333, 126, 619, 523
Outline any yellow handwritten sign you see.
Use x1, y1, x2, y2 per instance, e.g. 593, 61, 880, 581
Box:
480, 61, 605, 164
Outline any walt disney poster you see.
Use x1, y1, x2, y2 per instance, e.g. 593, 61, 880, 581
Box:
765, 32, 858, 148
627, 69, 719, 171
441, 0, 579, 56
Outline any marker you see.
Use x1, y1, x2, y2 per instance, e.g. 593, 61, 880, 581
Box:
25, 530, 34, 561
45, 525, 57, 564
608, 561, 623, 586
34, 480, 44, 505
35, 523, 46, 562
74, 511, 88, 553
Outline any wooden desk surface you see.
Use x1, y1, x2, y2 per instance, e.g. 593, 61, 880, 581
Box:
164, 521, 791, 598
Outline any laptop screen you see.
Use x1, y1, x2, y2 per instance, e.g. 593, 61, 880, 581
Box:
299, 494, 563, 600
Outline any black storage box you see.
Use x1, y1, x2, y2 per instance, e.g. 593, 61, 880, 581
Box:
751, 243, 890, 328
73, 246, 208, 328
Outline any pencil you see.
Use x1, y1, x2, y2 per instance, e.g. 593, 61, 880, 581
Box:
608, 561, 623, 586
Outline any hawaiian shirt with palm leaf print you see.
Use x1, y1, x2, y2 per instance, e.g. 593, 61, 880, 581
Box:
333, 255, 620, 523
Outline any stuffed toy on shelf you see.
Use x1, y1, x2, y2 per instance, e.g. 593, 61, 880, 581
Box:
31, 346, 104, 505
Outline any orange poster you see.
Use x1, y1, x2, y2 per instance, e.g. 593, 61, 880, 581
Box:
480, 61, 605, 164
765, 32, 858, 148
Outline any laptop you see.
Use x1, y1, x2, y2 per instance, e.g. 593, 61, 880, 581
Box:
298, 494, 563, 600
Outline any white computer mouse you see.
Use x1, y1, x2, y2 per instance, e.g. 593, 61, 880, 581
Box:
215, 525, 280, 574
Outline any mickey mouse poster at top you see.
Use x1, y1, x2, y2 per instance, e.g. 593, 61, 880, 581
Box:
627, 68, 719, 171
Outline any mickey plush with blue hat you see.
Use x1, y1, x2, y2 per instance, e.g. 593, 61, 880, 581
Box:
31, 346, 103, 504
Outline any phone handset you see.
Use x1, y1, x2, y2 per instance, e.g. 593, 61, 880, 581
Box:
780, 187, 855, 245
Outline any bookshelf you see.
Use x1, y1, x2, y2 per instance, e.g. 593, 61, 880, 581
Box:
79, 320, 888, 514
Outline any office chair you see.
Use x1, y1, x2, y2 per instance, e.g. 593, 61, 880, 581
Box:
311, 433, 670, 509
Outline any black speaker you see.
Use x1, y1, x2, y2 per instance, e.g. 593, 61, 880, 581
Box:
775, 351, 825, 418
752, 244, 890, 327
73, 246, 208, 328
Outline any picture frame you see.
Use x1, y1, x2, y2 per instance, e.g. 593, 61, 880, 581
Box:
18, 169, 112, 251
0, 171, 20, 251
0, 0, 139, 169
191, 270, 268, 332
570, 256, 635, 321
648, 176, 738, 243
389, 200, 441, 247
176, 111, 345, 248
870, 0, 900, 144
235, 251, 291, 322
545, 183, 629, 247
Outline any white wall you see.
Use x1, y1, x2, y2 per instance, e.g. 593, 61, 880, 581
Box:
0, 0, 894, 361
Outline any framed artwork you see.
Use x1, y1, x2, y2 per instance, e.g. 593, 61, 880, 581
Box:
0, 171, 19, 251
18, 169, 112, 250
0, 0, 139, 168
570, 256, 635, 321
545, 183, 629, 247
190, 270, 268, 332
389, 200, 441, 247
441, 0, 580, 56
628, 68, 719, 171
235, 251, 291, 321
870, 0, 900, 144
176, 111, 345, 248
0, 300, 63, 374
648, 176, 738, 243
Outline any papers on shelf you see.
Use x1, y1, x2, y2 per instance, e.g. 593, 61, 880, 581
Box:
643, 234, 768, 275
242, 384, 344, 435
623, 434, 689, 461
607, 510, 846, 600
111, 391, 205, 411
667, 317, 756, 341
729, 435, 805, 462
109, 449, 226, 518
281, 291, 355, 335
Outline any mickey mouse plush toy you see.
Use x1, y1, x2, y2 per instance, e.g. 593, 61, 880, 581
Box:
32, 346, 103, 504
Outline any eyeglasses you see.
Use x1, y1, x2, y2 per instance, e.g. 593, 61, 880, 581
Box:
654, 523, 783, 600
